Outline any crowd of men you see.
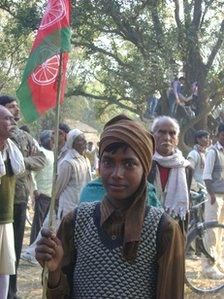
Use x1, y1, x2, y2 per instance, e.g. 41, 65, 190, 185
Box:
0, 94, 224, 299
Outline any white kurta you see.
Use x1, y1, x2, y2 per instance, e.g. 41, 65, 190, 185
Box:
0, 223, 16, 274
56, 149, 91, 219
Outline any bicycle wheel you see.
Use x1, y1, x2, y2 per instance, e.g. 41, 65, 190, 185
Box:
185, 222, 224, 294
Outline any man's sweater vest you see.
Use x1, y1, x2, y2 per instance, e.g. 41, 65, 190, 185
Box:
210, 146, 224, 193
0, 157, 16, 224
73, 202, 163, 298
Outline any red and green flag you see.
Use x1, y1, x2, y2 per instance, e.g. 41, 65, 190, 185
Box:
17, 0, 71, 122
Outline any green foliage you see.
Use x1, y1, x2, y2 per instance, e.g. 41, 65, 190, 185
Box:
67, 0, 224, 126
0, 0, 224, 140
0, 1, 40, 95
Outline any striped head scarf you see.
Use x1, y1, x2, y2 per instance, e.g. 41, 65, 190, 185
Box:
99, 117, 155, 262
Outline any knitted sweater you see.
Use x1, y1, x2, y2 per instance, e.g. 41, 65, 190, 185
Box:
73, 202, 163, 298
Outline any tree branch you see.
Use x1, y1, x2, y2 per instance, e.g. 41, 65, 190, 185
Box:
131, 0, 151, 21
0, 3, 17, 18
74, 41, 129, 68
199, 0, 216, 29
150, 0, 165, 46
66, 89, 139, 114
173, 0, 182, 29
106, 8, 148, 58
192, 0, 202, 30
206, 20, 224, 70
183, 0, 192, 27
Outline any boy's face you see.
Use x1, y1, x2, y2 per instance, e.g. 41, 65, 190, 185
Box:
99, 146, 143, 201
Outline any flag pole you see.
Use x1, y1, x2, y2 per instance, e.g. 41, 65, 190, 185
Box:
42, 52, 64, 299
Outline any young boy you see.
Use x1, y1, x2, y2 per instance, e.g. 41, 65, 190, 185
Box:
36, 116, 184, 299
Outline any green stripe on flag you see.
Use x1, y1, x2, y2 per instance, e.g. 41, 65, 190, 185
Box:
17, 80, 39, 122
17, 27, 71, 122
21, 27, 71, 80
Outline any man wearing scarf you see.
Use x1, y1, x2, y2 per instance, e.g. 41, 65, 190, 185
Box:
56, 128, 91, 219
149, 116, 190, 226
21, 129, 91, 265
0, 106, 25, 299
36, 116, 184, 299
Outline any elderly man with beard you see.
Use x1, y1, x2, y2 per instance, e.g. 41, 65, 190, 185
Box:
148, 116, 190, 230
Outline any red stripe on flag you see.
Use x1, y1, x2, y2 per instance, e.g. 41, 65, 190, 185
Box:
17, 0, 71, 122
32, 0, 71, 51
27, 53, 68, 114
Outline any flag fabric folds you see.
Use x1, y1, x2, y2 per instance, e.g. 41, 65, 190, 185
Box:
17, 0, 71, 122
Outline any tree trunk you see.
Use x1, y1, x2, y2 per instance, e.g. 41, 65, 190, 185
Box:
194, 75, 209, 129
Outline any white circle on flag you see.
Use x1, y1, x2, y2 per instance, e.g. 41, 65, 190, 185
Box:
39, 0, 66, 30
31, 54, 60, 86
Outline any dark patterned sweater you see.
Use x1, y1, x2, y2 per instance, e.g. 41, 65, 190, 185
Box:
72, 202, 163, 298
46, 204, 185, 299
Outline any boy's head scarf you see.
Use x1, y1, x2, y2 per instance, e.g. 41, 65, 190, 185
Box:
99, 118, 155, 262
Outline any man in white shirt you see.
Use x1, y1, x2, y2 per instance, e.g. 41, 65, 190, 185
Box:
203, 124, 224, 279
29, 130, 54, 244
21, 130, 54, 265
187, 130, 210, 189
56, 129, 91, 219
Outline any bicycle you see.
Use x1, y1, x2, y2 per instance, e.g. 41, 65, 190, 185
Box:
185, 188, 224, 293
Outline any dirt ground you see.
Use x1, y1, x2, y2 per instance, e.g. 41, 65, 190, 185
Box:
17, 223, 224, 299
17, 225, 42, 299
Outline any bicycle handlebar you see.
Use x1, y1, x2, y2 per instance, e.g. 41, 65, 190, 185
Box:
190, 188, 207, 210
192, 198, 208, 210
